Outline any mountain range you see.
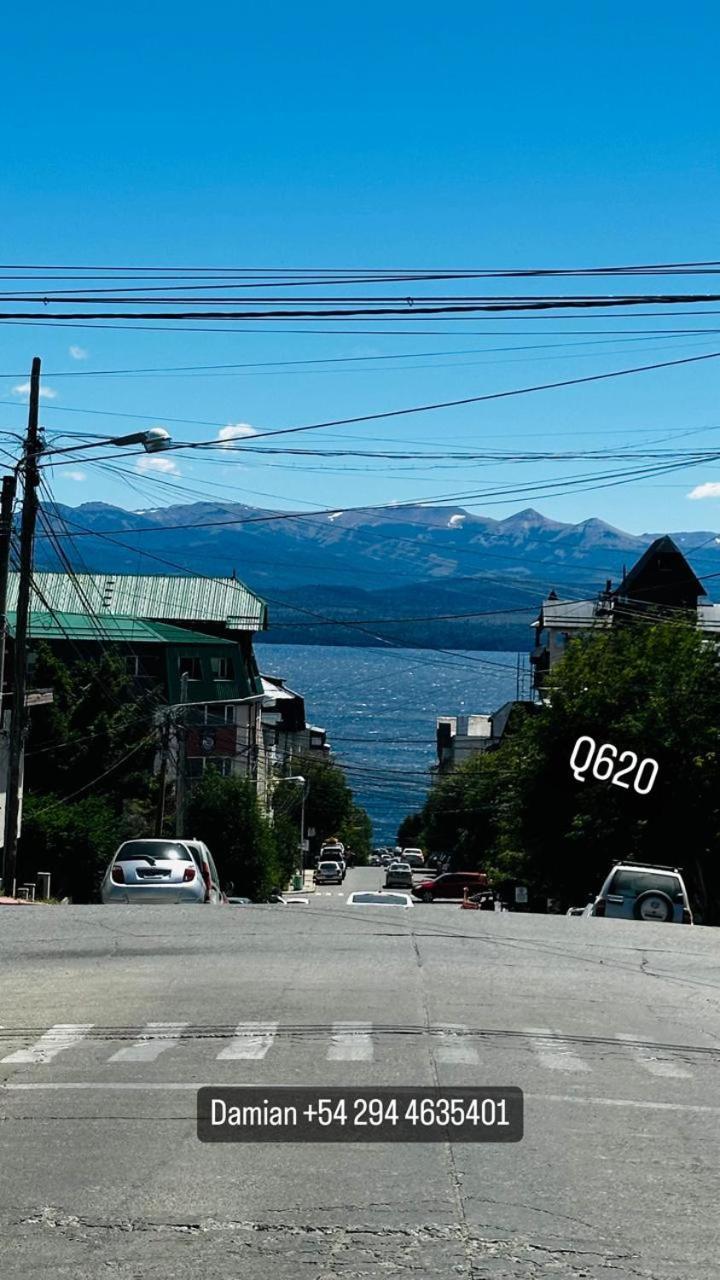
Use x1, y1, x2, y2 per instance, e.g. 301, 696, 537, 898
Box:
38, 500, 720, 650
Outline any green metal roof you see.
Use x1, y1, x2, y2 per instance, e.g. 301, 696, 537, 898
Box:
7, 572, 268, 632
9, 612, 239, 647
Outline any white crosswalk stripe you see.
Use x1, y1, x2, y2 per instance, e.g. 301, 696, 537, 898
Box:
216, 1022, 278, 1060
615, 1033, 693, 1079
108, 1022, 189, 1063
526, 1028, 591, 1073
1, 1023, 94, 1065
0, 1022, 706, 1081
433, 1024, 479, 1064
327, 1021, 373, 1061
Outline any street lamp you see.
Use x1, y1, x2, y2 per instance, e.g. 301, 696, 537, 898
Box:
282, 775, 307, 882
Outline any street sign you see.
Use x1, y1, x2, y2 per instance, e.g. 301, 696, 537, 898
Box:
514, 885, 528, 904
25, 689, 54, 707
300, 838, 310, 852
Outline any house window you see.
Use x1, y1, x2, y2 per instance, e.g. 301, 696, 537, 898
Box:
224, 705, 235, 724
179, 656, 202, 681
211, 655, 234, 680
124, 655, 141, 677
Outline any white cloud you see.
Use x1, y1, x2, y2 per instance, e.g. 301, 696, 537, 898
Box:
66, 469, 87, 482
135, 454, 181, 476
12, 381, 57, 400
687, 482, 720, 500
69, 345, 88, 360
217, 422, 258, 448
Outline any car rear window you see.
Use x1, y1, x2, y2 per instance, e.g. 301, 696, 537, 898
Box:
610, 869, 682, 896
318, 862, 339, 870
115, 841, 192, 862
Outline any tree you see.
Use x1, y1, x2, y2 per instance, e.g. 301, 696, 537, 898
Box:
399, 621, 720, 921
186, 769, 279, 900
272, 758, 361, 859
499, 621, 720, 918
339, 804, 372, 863
25, 644, 156, 804
20, 793, 119, 902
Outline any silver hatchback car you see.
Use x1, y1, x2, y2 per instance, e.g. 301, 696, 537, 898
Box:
101, 839, 212, 904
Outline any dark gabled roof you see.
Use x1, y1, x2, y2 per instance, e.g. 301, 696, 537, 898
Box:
617, 535, 706, 599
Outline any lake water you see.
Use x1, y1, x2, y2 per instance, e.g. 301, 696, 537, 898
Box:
257, 643, 529, 843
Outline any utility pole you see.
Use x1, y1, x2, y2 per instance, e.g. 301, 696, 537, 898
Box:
0, 473, 18, 727
154, 713, 171, 838
174, 671, 189, 836
2, 358, 41, 894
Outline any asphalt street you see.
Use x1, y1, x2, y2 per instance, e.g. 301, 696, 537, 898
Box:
1, 866, 719, 1279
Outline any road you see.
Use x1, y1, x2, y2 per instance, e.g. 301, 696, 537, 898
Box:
1, 866, 719, 1279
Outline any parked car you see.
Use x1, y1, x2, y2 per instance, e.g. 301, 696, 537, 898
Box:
588, 862, 693, 924
402, 848, 425, 868
414, 871, 489, 902
181, 839, 224, 903
384, 861, 413, 889
314, 860, 343, 885
101, 839, 220, 905
346, 891, 413, 908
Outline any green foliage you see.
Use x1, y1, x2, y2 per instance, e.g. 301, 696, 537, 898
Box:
186, 769, 281, 899
20, 792, 119, 902
339, 803, 372, 863
403, 622, 720, 919
396, 811, 423, 848
272, 758, 360, 857
25, 643, 155, 803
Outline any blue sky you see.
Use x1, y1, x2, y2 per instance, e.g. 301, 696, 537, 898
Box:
2, 1, 720, 534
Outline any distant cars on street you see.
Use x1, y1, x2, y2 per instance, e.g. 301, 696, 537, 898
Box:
413, 870, 489, 903
587, 862, 693, 924
314, 860, 343, 885
401, 848, 425, 868
384, 861, 413, 889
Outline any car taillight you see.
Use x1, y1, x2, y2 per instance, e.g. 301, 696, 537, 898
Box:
593, 897, 606, 917
682, 906, 693, 924
183, 866, 196, 882
110, 865, 125, 884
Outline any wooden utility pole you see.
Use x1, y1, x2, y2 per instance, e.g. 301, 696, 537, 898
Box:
2, 359, 41, 894
0, 473, 18, 728
174, 672, 189, 836
154, 713, 171, 837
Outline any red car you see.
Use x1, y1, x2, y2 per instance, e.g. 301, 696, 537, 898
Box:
414, 871, 488, 902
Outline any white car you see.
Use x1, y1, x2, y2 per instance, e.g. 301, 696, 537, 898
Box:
314, 860, 343, 885
402, 848, 425, 868
384, 862, 413, 889
346, 891, 413, 908
588, 862, 693, 924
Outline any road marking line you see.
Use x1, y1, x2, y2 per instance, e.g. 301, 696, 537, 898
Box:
216, 1022, 278, 1060
1, 1023, 94, 1065
108, 1023, 189, 1063
327, 1021, 373, 1061
433, 1024, 479, 1064
4, 1085, 718, 1116
527, 1093, 719, 1114
525, 1028, 591, 1073
615, 1033, 693, 1079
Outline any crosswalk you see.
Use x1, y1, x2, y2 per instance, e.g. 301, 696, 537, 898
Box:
0, 1022, 712, 1081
